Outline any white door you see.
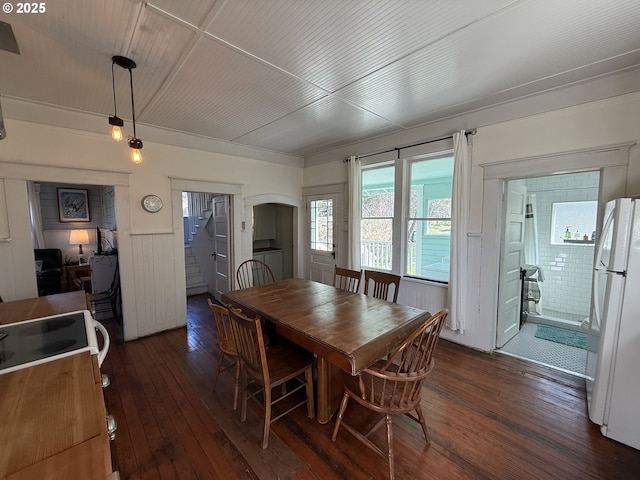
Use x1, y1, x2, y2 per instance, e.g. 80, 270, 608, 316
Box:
497, 182, 527, 348
307, 195, 336, 285
212, 195, 230, 301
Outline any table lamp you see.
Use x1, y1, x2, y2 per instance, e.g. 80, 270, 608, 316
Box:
69, 229, 90, 264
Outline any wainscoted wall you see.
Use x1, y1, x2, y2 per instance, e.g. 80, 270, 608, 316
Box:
398, 278, 448, 315
129, 233, 187, 338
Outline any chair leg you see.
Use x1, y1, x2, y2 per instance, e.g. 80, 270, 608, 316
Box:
212, 351, 225, 392
305, 366, 315, 418
385, 414, 395, 480
413, 403, 430, 444
240, 369, 248, 423
262, 386, 272, 449
331, 391, 350, 441
232, 361, 240, 411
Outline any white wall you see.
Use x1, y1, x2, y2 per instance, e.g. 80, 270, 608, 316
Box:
0, 108, 304, 340
303, 90, 640, 352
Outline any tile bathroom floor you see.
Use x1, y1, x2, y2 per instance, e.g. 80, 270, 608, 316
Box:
497, 322, 587, 376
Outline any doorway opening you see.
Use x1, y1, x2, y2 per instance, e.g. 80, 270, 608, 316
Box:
252, 203, 294, 282
496, 171, 600, 376
182, 191, 232, 303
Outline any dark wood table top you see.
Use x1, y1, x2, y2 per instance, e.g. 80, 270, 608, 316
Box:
222, 278, 431, 375
0, 291, 87, 324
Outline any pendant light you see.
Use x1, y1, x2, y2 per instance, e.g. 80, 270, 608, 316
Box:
108, 61, 123, 142
111, 55, 143, 164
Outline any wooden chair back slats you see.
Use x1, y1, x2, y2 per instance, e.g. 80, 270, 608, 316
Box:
228, 306, 315, 448
332, 308, 448, 480
228, 307, 269, 383
363, 270, 401, 303
208, 300, 236, 356
207, 299, 241, 410
236, 259, 275, 289
333, 266, 362, 293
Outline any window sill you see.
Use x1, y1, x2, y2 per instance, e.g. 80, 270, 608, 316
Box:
401, 275, 448, 288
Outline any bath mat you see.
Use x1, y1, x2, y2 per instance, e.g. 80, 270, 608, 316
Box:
534, 324, 587, 349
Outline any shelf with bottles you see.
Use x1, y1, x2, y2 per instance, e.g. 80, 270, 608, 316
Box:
562, 238, 595, 245
562, 227, 595, 245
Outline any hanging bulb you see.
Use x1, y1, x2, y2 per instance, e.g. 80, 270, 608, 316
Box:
129, 136, 143, 164
108, 115, 124, 142
111, 125, 123, 142
130, 147, 142, 164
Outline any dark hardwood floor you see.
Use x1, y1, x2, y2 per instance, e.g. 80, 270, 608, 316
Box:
101, 294, 640, 479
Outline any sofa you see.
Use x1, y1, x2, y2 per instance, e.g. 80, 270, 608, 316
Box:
34, 249, 63, 296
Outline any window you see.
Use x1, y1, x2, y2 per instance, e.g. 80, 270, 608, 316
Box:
310, 198, 334, 251
361, 166, 394, 270
360, 152, 454, 283
551, 200, 597, 245
406, 157, 453, 282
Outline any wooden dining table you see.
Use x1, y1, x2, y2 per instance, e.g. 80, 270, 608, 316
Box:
222, 278, 432, 424
0, 290, 87, 325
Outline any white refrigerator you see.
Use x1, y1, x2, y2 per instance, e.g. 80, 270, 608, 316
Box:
586, 197, 640, 449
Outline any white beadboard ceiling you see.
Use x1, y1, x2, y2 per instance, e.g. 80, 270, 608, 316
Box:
1, 0, 640, 159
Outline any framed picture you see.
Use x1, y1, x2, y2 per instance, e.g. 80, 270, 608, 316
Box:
58, 188, 90, 222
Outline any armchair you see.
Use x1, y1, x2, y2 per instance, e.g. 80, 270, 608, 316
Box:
34, 249, 63, 296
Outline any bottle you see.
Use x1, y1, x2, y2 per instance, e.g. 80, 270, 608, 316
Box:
565, 227, 572, 239
583, 233, 589, 241
591, 230, 596, 241
574, 230, 580, 239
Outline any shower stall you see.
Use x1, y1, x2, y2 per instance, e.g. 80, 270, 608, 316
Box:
518, 171, 600, 330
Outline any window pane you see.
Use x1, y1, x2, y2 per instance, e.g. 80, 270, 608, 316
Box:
427, 198, 451, 219
310, 199, 333, 251
406, 220, 451, 282
362, 167, 394, 218
407, 156, 453, 282
550, 200, 597, 245
361, 218, 392, 270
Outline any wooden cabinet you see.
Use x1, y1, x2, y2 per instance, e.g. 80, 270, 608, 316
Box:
253, 204, 276, 240
65, 264, 91, 292
253, 249, 283, 281
0, 353, 113, 480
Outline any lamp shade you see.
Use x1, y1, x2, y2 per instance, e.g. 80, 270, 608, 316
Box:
69, 229, 89, 245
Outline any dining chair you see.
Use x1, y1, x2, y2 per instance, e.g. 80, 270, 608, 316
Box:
236, 259, 275, 289
228, 306, 315, 449
331, 309, 448, 480
333, 266, 362, 293
363, 270, 401, 303
86, 262, 120, 319
207, 299, 240, 411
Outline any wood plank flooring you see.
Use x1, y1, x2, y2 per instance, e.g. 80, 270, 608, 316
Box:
101, 294, 640, 479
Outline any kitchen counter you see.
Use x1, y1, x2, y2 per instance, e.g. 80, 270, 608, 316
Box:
0, 292, 114, 479
252, 247, 282, 252
0, 291, 87, 325
0, 352, 112, 479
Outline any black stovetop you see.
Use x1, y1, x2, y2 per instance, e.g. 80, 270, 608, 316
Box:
0, 312, 89, 372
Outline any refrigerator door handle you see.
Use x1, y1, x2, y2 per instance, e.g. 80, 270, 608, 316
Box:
595, 208, 615, 270
593, 271, 602, 330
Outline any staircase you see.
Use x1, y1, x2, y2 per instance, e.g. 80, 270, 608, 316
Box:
185, 246, 208, 296
184, 192, 214, 296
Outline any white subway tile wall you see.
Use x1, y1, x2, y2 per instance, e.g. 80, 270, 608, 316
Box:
524, 171, 599, 319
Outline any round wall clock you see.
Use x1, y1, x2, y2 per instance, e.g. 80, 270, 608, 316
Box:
141, 194, 163, 213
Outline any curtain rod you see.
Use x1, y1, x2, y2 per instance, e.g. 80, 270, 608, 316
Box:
344, 129, 476, 162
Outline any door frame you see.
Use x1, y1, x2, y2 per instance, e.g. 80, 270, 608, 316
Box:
479, 143, 631, 352
306, 193, 339, 284
243, 194, 301, 280
170, 178, 241, 294
302, 183, 346, 280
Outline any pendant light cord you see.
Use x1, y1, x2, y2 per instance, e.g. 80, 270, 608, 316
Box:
111, 61, 117, 117
128, 67, 136, 138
